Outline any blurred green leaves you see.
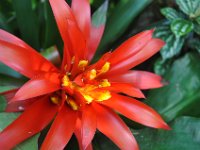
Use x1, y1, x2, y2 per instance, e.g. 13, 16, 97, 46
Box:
135, 116, 200, 150
161, 7, 182, 21
170, 19, 194, 37
149, 53, 200, 121
154, 26, 185, 60
176, 0, 200, 18
97, 0, 152, 55
12, 0, 40, 49
92, 0, 108, 27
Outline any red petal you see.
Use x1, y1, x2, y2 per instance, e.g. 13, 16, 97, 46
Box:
81, 105, 96, 150
107, 38, 165, 75
11, 73, 60, 102
0, 31, 58, 78
94, 103, 139, 150
72, 0, 91, 41
49, 0, 73, 43
0, 89, 19, 102
0, 97, 57, 149
6, 97, 38, 112
87, 25, 105, 61
104, 82, 145, 98
49, 0, 87, 69
0, 29, 32, 49
41, 105, 78, 150
101, 93, 170, 130
108, 70, 163, 89
108, 29, 154, 65
74, 117, 94, 150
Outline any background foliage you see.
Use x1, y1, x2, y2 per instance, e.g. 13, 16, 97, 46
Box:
0, 0, 200, 149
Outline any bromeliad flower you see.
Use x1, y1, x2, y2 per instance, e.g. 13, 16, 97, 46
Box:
0, 0, 170, 149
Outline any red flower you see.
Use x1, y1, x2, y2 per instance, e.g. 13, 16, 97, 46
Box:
0, 0, 170, 149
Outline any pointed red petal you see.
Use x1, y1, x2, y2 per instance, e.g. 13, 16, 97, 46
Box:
0, 31, 58, 78
49, 0, 73, 43
0, 89, 19, 102
0, 97, 57, 149
107, 38, 165, 75
81, 105, 96, 150
0, 29, 32, 49
104, 82, 145, 98
108, 29, 154, 65
72, 0, 91, 41
108, 70, 163, 89
75, 117, 94, 150
11, 73, 60, 102
87, 25, 105, 61
94, 103, 139, 150
41, 105, 78, 150
6, 97, 38, 112
101, 93, 170, 130
49, 0, 87, 68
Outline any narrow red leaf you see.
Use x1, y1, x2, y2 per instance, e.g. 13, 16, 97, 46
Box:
107, 38, 165, 75
81, 105, 96, 150
108, 29, 154, 65
41, 105, 78, 150
11, 73, 60, 102
0, 97, 57, 149
87, 25, 105, 61
0, 40, 58, 78
94, 103, 139, 150
72, 0, 91, 41
101, 93, 170, 130
104, 82, 145, 98
108, 70, 163, 89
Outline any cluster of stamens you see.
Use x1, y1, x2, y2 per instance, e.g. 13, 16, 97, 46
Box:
50, 59, 111, 111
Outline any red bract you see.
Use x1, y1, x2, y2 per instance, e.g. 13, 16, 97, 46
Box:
0, 0, 170, 149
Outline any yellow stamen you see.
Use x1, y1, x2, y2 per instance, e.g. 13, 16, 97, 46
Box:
71, 56, 75, 64
82, 94, 94, 104
99, 62, 110, 74
67, 99, 79, 110
64, 64, 68, 71
99, 79, 111, 87
50, 96, 60, 104
91, 90, 111, 102
78, 60, 88, 71
89, 69, 97, 80
62, 75, 70, 86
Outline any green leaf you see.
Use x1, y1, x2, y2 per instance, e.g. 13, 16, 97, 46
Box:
0, 63, 22, 78
170, 18, 194, 37
154, 26, 185, 59
176, 0, 200, 18
147, 53, 200, 121
154, 58, 171, 76
93, 131, 119, 150
135, 116, 200, 150
42, 0, 61, 49
0, 12, 11, 32
0, 96, 6, 112
194, 23, 200, 35
161, 7, 182, 21
0, 112, 40, 149
97, 0, 152, 55
12, 0, 40, 49
196, 16, 200, 24
92, 0, 108, 27
188, 38, 200, 52
0, 74, 25, 87
14, 134, 40, 150
41, 46, 61, 66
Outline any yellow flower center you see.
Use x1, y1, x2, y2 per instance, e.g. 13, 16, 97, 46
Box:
60, 61, 111, 110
